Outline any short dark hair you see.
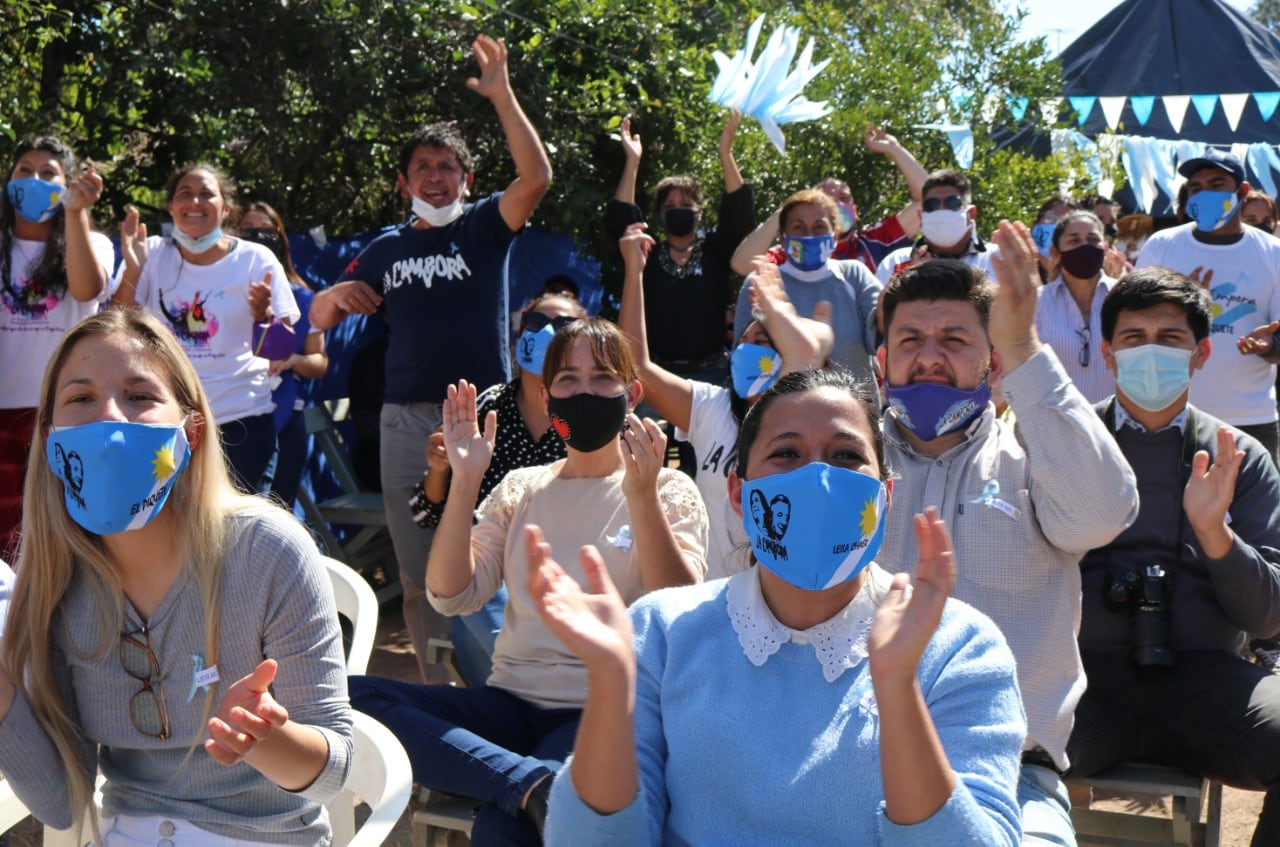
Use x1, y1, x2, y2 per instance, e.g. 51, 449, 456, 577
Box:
880, 259, 996, 335
654, 176, 703, 212
1051, 210, 1104, 250
1035, 194, 1078, 224
1100, 267, 1213, 342
399, 122, 473, 177
922, 169, 971, 202
734, 368, 885, 482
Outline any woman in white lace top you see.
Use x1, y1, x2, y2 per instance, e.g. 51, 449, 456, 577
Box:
350, 318, 708, 846
533, 368, 1026, 846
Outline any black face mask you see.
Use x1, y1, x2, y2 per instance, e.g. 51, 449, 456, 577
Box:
546, 391, 628, 452
663, 208, 698, 238
240, 228, 285, 262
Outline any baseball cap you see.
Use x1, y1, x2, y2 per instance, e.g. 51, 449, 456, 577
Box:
1177, 148, 1246, 184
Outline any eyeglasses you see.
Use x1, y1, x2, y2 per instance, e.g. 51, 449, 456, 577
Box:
1075, 327, 1091, 368
120, 628, 171, 740
922, 195, 966, 213
521, 313, 577, 334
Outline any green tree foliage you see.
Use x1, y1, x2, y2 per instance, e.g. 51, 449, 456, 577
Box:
2, 0, 1089, 285
1251, 0, 1280, 32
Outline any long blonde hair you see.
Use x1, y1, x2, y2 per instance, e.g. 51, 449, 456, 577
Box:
2, 307, 261, 822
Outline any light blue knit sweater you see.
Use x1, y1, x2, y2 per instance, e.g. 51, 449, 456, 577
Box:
546, 569, 1025, 846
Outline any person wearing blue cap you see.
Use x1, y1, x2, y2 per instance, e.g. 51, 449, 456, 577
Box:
1136, 148, 1280, 464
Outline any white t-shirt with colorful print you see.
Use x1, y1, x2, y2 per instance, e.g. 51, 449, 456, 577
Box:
131, 237, 299, 424
0, 232, 114, 409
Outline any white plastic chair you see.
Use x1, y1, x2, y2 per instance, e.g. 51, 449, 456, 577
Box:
0, 777, 31, 835
323, 555, 379, 675
328, 711, 413, 847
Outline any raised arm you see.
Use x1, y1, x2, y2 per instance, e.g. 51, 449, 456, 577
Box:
528, 527, 640, 817
718, 110, 744, 194
307, 279, 382, 331
616, 225, 694, 431
467, 35, 552, 232
59, 167, 108, 302
865, 126, 928, 238
614, 116, 643, 205
111, 205, 148, 308
730, 207, 780, 277
869, 509, 957, 823
747, 259, 833, 371
621, 415, 704, 590
426, 380, 497, 599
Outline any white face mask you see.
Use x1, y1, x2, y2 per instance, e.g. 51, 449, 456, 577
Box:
920, 208, 971, 249
411, 193, 465, 227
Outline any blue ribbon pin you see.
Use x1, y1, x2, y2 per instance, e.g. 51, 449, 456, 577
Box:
188, 654, 220, 702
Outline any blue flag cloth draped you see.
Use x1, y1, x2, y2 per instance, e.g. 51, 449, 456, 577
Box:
708, 14, 833, 155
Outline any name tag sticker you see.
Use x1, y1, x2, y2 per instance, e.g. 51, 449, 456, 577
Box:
969, 478, 1022, 520
188, 655, 220, 702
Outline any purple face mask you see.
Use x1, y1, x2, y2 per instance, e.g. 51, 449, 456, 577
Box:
885, 380, 991, 440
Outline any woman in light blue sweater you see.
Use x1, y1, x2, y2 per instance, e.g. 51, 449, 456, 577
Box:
530, 368, 1025, 846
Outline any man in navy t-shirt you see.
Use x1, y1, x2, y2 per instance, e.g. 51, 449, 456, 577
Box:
310, 34, 552, 682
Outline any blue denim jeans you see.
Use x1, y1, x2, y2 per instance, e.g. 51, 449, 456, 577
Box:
350, 676, 579, 846
450, 586, 508, 687
1018, 763, 1075, 846
219, 413, 277, 494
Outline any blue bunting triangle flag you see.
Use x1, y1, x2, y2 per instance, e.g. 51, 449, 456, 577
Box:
1190, 94, 1218, 125
1067, 96, 1096, 125
1130, 95, 1155, 126
1255, 92, 1280, 122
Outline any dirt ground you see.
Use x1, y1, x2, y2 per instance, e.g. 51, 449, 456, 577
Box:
4, 598, 1267, 845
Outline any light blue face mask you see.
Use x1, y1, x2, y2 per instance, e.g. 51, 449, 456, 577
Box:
46, 420, 191, 536
783, 233, 835, 271
6, 177, 62, 223
1031, 222, 1056, 258
741, 462, 888, 591
172, 226, 224, 254
1185, 190, 1240, 232
516, 325, 555, 374
730, 342, 782, 398
1113, 344, 1193, 412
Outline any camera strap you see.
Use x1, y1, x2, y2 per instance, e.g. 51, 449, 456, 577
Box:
1100, 398, 1199, 568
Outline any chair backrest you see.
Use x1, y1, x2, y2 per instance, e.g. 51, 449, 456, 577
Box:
305, 405, 365, 495
323, 555, 379, 676
0, 778, 30, 836
328, 711, 413, 847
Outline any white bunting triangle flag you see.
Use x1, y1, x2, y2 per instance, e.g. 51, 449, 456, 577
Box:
1163, 95, 1191, 133
1099, 96, 1127, 130
1219, 93, 1249, 131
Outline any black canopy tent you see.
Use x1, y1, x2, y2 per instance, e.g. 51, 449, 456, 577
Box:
1058, 0, 1280, 145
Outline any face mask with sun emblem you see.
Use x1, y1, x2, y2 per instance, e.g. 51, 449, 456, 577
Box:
46, 419, 191, 535
741, 462, 887, 591
730, 342, 783, 398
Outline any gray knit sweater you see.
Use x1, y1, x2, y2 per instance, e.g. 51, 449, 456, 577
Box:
0, 507, 352, 844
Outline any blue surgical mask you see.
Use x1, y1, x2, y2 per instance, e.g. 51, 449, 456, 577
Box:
1113, 344, 1193, 412
1031, 223, 1056, 258
1186, 190, 1240, 232
783, 233, 835, 271
6, 177, 62, 223
46, 420, 191, 536
730, 342, 782, 398
172, 226, 224, 255
885, 380, 991, 440
516, 325, 555, 374
741, 462, 888, 591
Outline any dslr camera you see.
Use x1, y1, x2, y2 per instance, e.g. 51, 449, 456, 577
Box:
1106, 564, 1174, 667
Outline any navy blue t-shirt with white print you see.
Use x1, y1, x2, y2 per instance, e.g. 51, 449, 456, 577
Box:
340, 193, 517, 404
